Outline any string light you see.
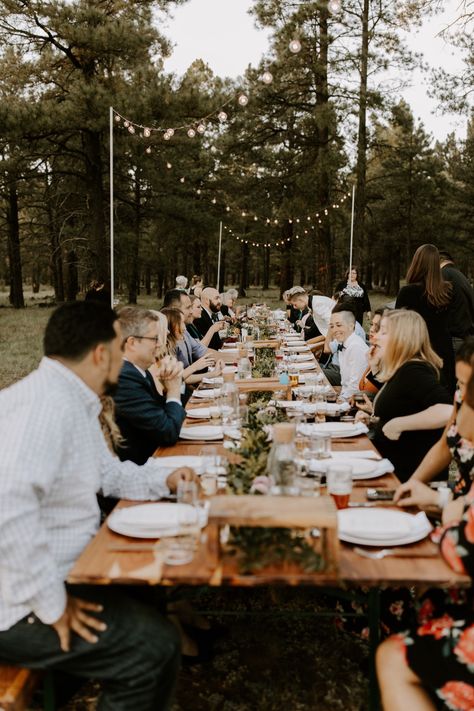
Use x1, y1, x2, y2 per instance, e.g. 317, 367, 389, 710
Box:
289, 39, 302, 53
187, 128, 196, 138
328, 0, 342, 14
197, 123, 206, 134
218, 111, 228, 123
262, 71, 273, 84
238, 94, 249, 106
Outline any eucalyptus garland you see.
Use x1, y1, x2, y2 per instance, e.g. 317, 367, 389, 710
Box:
226, 391, 323, 574
251, 347, 276, 378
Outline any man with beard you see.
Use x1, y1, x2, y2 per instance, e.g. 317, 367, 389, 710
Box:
0, 302, 195, 710
193, 287, 226, 351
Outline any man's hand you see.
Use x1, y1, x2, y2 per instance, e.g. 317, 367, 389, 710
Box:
158, 355, 183, 381
382, 417, 404, 440
166, 467, 199, 492
51, 594, 106, 652
207, 359, 224, 378
393, 479, 438, 509
210, 321, 226, 334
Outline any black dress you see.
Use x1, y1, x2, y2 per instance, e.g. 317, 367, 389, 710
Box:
372, 360, 452, 482
395, 283, 455, 393
335, 280, 371, 325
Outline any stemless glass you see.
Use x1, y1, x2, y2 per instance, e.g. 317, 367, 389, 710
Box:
326, 464, 353, 510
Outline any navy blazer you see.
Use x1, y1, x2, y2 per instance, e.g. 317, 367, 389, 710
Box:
194, 309, 222, 351
114, 360, 186, 465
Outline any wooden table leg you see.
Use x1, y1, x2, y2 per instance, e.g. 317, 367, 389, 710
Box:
368, 587, 381, 711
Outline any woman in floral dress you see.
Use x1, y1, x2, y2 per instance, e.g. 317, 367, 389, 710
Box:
376, 357, 474, 711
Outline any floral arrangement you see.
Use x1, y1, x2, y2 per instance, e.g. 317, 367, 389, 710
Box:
225, 391, 323, 574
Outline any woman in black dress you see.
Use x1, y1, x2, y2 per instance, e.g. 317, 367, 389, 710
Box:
396, 243, 455, 392
377, 359, 474, 711
356, 309, 453, 482
335, 266, 371, 325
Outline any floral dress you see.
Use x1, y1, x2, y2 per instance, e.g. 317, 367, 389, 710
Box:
394, 484, 474, 711
447, 397, 474, 497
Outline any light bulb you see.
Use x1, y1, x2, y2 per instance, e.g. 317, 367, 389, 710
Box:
262, 71, 273, 84
226, 206, 230, 212
166, 162, 172, 169
145, 146, 151, 154
289, 38, 302, 53
163, 132, 171, 140
328, 0, 341, 14
197, 189, 201, 195
180, 177, 185, 183
211, 198, 217, 204
166, 128, 174, 137
187, 128, 196, 138
238, 93, 249, 106
114, 115, 121, 123
143, 127, 151, 137
218, 111, 227, 123
197, 123, 206, 134
128, 125, 135, 134
123, 120, 130, 127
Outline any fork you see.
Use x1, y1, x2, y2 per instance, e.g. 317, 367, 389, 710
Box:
353, 546, 437, 559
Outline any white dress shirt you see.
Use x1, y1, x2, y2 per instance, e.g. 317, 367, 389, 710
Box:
0, 357, 172, 631
338, 331, 369, 400
309, 296, 336, 337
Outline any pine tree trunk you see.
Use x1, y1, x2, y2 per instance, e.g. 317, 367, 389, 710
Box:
65, 250, 79, 302
82, 130, 108, 285
263, 246, 270, 290
6, 177, 24, 308
279, 221, 294, 297
238, 242, 249, 297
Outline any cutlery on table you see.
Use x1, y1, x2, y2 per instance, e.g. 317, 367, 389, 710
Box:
352, 546, 438, 560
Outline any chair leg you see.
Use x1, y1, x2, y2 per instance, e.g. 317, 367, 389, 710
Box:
42, 671, 56, 711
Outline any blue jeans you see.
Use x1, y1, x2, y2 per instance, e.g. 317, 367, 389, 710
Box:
0, 585, 180, 711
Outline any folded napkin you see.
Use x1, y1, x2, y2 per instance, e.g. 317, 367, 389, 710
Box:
338, 509, 431, 540
202, 377, 224, 385
299, 422, 369, 438
179, 425, 223, 441
192, 388, 221, 399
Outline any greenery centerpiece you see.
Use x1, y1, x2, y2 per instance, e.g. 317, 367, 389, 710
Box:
225, 392, 323, 574
251, 347, 276, 378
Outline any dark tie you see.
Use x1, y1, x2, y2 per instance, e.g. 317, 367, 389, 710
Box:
337, 343, 345, 352
211, 313, 219, 323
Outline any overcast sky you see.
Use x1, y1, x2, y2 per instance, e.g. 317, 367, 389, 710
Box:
162, 0, 468, 142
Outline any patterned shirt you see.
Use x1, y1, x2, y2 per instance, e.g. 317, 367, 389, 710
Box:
0, 357, 171, 631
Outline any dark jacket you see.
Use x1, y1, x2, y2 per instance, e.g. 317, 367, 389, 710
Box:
441, 263, 474, 339
194, 308, 222, 350
114, 360, 186, 465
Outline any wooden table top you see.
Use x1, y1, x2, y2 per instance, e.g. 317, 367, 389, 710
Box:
67, 343, 471, 591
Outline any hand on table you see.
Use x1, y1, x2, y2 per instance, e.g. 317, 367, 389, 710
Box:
353, 393, 373, 415
52, 594, 106, 652
355, 410, 370, 425
166, 467, 199, 492
393, 479, 438, 509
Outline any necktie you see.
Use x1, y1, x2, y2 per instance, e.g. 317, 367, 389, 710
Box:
337, 343, 345, 352
211, 313, 219, 323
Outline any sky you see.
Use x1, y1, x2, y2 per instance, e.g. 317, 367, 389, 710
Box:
162, 0, 469, 143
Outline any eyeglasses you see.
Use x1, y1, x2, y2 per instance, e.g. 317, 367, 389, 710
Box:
131, 335, 160, 344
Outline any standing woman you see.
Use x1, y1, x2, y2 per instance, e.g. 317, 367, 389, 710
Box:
396, 243, 455, 392
335, 267, 371, 326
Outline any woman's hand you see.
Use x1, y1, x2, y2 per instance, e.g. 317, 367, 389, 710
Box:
442, 496, 466, 526
382, 417, 404, 440
189, 355, 215, 374
393, 479, 438, 509
368, 344, 381, 372
207, 359, 224, 378
355, 410, 370, 424
354, 392, 373, 415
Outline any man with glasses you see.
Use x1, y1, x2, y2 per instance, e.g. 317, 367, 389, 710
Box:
114, 307, 186, 464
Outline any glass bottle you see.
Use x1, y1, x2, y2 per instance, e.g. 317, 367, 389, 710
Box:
267, 423, 299, 495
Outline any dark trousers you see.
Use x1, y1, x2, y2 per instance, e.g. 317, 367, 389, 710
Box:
0, 585, 180, 711
322, 363, 342, 386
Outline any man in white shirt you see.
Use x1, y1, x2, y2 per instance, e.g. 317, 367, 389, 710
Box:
0, 301, 195, 710
288, 287, 336, 337
329, 309, 369, 400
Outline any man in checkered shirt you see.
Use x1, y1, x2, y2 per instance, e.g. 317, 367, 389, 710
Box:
0, 301, 196, 710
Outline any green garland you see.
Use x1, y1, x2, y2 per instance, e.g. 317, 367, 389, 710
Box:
226, 392, 323, 574
251, 347, 276, 378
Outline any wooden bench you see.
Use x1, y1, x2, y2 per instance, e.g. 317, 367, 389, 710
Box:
0, 665, 54, 711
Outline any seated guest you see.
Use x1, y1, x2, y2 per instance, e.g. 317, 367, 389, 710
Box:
220, 289, 239, 320
358, 308, 385, 395
0, 302, 202, 709
162, 290, 223, 378
194, 287, 226, 350
356, 309, 453, 482
161, 306, 222, 388
114, 307, 186, 464
175, 274, 188, 292
322, 300, 367, 386
189, 274, 203, 297
328, 308, 369, 399
377, 362, 474, 710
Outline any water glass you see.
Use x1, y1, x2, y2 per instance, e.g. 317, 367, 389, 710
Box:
309, 433, 332, 459
199, 445, 218, 473
326, 464, 353, 509
177, 479, 199, 506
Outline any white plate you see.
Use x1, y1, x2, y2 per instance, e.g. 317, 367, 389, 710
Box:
304, 422, 368, 438
337, 509, 432, 546
186, 407, 211, 419
292, 354, 314, 362
305, 457, 377, 478
108, 503, 206, 539
284, 345, 310, 352
192, 388, 220, 400
179, 425, 223, 441
292, 361, 316, 371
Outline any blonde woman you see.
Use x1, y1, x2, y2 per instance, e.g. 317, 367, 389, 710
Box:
357, 309, 453, 481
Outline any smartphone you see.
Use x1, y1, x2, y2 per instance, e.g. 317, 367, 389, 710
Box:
366, 488, 396, 501
354, 392, 366, 404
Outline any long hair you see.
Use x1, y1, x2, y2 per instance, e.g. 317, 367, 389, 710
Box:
466, 355, 474, 409
149, 309, 168, 360
161, 307, 184, 354
99, 396, 124, 453
378, 309, 442, 381
406, 244, 452, 308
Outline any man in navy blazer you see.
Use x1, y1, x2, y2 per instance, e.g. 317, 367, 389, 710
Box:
114, 307, 186, 464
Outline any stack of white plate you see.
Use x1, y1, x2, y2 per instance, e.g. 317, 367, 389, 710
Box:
179, 425, 223, 441
301, 422, 369, 438
337, 509, 432, 546
191, 388, 221, 400
107, 503, 207, 538
304, 456, 387, 480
